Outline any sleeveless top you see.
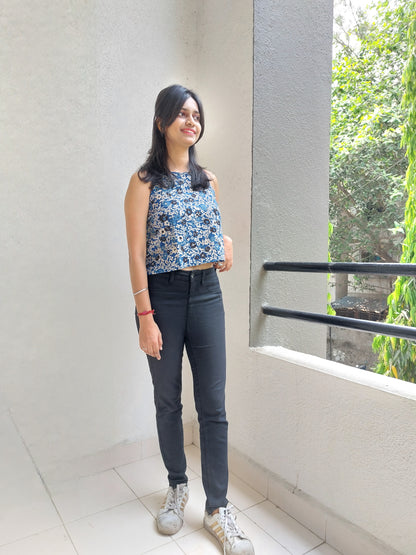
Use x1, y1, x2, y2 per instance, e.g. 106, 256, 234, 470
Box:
146, 172, 225, 275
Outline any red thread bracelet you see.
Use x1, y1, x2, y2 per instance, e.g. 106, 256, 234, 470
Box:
137, 309, 155, 316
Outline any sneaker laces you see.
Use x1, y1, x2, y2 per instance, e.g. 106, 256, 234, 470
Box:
219, 505, 246, 554
160, 488, 176, 515
160, 485, 186, 519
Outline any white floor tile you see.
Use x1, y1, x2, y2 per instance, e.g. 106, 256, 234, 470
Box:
115, 454, 168, 497
0, 413, 61, 545
245, 500, 323, 555
228, 472, 266, 511
237, 512, 290, 554
49, 469, 137, 522
175, 528, 221, 554
66, 500, 173, 555
0, 526, 77, 555
142, 542, 184, 554
308, 543, 342, 555
116, 453, 197, 498
0, 493, 62, 548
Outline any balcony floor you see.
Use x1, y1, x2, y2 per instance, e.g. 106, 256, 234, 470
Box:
0, 438, 341, 554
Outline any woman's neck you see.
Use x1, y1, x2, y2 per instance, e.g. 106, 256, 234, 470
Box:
166, 146, 190, 173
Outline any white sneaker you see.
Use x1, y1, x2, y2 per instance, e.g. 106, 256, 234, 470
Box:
157, 483, 189, 535
204, 504, 255, 554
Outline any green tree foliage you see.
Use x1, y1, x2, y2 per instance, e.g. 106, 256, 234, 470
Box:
373, 0, 416, 381
330, 0, 408, 265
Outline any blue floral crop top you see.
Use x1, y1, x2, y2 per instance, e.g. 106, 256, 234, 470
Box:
146, 172, 225, 274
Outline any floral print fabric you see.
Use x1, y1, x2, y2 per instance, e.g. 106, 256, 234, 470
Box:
146, 172, 225, 274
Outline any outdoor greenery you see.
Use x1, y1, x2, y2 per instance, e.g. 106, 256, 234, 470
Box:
330, 0, 408, 265
373, 0, 416, 381
330, 0, 416, 381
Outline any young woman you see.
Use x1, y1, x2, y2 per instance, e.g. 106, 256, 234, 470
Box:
124, 84, 254, 554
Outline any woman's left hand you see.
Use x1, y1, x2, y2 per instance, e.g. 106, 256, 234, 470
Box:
215, 235, 233, 272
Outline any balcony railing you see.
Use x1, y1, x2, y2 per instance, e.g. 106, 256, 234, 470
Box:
262, 262, 416, 341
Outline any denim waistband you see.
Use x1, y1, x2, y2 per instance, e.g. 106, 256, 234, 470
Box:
174, 267, 216, 277
147, 267, 217, 286
170, 267, 216, 285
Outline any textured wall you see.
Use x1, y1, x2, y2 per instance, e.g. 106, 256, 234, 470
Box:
0, 0, 198, 476
250, 0, 332, 355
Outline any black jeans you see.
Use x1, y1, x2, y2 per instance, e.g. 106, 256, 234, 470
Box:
136, 267, 228, 513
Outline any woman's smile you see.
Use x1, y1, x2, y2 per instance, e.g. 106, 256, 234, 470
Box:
182, 128, 196, 136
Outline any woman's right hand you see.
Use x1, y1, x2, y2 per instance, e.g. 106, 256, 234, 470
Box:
139, 318, 163, 360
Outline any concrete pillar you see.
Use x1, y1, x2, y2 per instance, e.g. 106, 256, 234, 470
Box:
250, 0, 334, 355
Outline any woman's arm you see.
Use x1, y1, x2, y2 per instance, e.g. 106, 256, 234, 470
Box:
124, 173, 163, 359
208, 172, 233, 272
221, 234, 233, 272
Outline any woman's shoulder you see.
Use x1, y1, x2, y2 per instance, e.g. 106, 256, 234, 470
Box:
128, 170, 151, 188
125, 171, 151, 205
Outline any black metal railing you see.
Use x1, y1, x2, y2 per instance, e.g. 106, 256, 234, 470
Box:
263, 261, 416, 276
262, 262, 416, 341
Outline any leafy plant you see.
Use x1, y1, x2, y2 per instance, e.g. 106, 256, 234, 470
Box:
373, 0, 416, 381
330, 0, 408, 267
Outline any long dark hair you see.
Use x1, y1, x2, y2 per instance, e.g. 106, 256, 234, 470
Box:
138, 84, 210, 191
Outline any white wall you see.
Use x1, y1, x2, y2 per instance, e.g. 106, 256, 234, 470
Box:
1, 0, 199, 478
3, 2, 416, 553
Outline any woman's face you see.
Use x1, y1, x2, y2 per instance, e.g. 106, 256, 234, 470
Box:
163, 96, 202, 149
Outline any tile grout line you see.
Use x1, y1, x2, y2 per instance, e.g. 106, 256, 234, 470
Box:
113, 466, 141, 498
0, 525, 75, 551
142, 538, 186, 555
240, 503, 293, 554
112, 465, 159, 521
112, 465, 199, 555
303, 541, 327, 554
6, 408, 80, 555
251, 496, 326, 545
